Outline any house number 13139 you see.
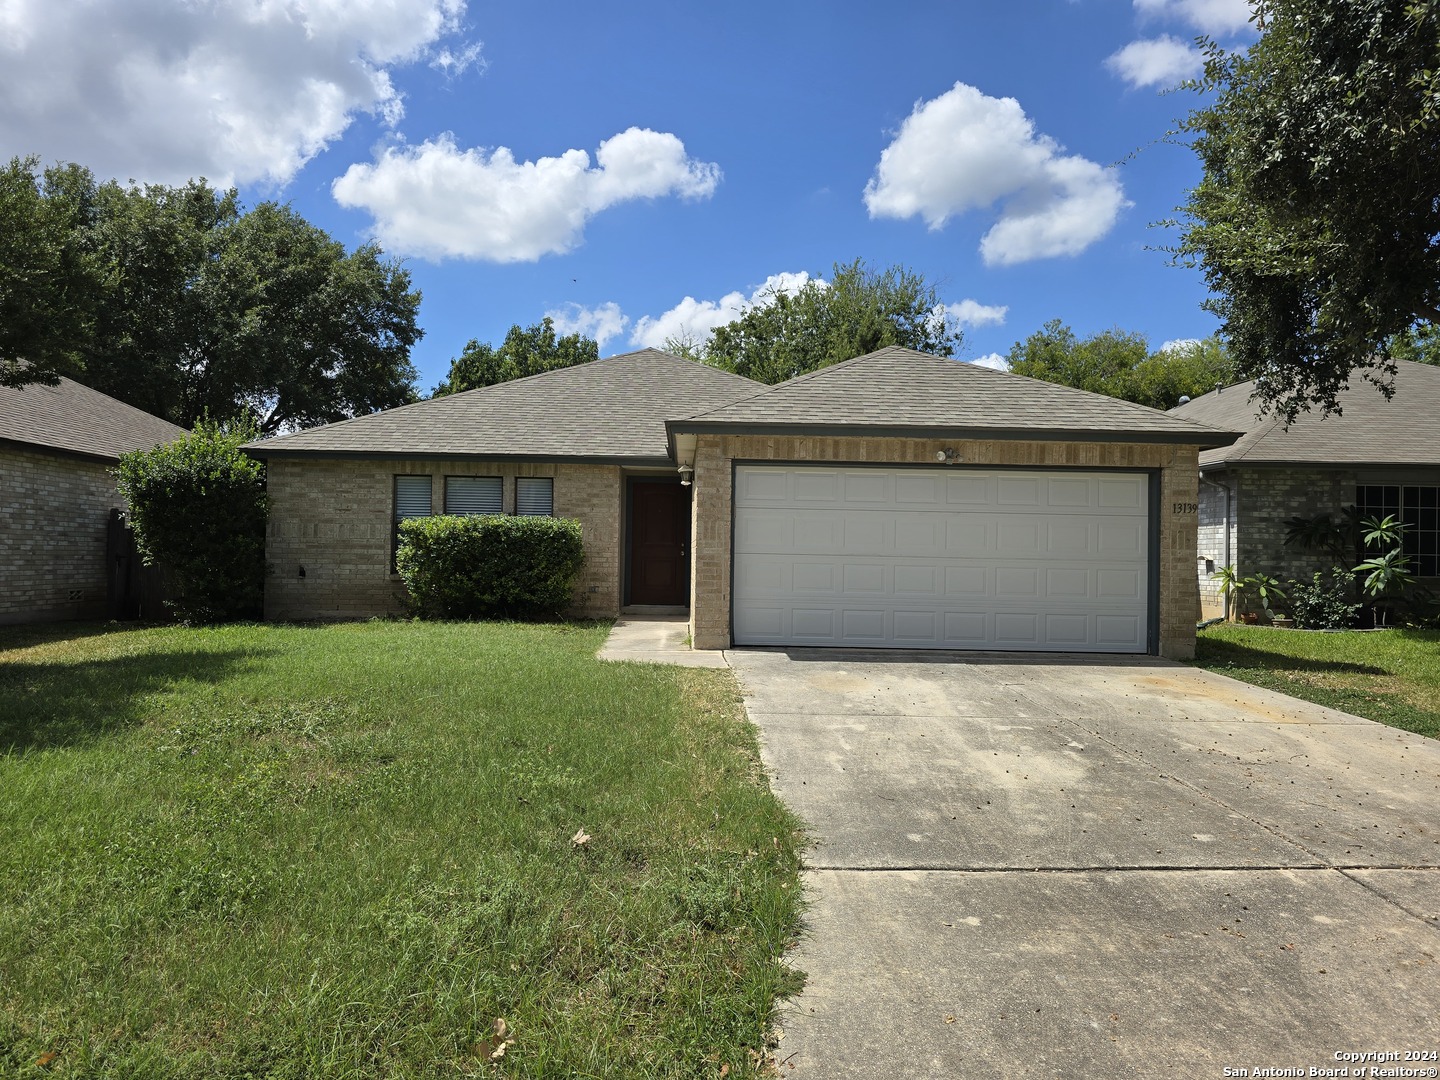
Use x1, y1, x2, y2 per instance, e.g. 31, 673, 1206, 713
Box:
1172, 502, 1198, 514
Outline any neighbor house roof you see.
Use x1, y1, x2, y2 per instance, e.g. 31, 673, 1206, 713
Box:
667, 347, 1241, 448
245, 349, 765, 465
1168, 359, 1440, 469
0, 377, 187, 461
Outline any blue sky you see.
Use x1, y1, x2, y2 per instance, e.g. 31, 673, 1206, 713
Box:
0, 0, 1257, 393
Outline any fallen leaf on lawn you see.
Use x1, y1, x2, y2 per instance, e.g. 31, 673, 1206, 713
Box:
572, 828, 591, 847
36, 1051, 58, 1068
493, 1018, 509, 1040
720, 1065, 730, 1077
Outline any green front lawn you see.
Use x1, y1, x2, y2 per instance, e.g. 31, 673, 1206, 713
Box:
1192, 625, 1440, 739
0, 621, 804, 1078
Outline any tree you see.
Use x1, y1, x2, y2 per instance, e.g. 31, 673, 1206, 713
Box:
0, 157, 100, 388
1006, 321, 1235, 409
1175, 0, 1440, 421
4, 159, 423, 430
698, 259, 963, 384
433, 317, 599, 396
114, 420, 269, 623
1387, 323, 1440, 367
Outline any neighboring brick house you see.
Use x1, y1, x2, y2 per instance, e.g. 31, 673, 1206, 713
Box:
0, 378, 187, 624
1170, 360, 1440, 619
246, 347, 1237, 659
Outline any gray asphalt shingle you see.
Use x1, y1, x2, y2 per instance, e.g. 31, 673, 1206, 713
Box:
0, 378, 187, 460
1169, 359, 1440, 467
246, 349, 766, 463
670, 346, 1239, 445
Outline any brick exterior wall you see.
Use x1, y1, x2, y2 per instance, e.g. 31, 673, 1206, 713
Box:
1194, 465, 1440, 619
688, 435, 1202, 660
0, 445, 121, 624
263, 458, 623, 621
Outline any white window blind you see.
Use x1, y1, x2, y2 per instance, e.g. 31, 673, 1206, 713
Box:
515, 477, 553, 516
445, 476, 502, 515
394, 475, 432, 521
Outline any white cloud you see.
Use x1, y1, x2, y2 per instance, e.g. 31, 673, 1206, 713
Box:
546, 302, 629, 349
332, 128, 721, 262
1134, 0, 1254, 36
1106, 35, 1204, 88
0, 0, 474, 188
970, 353, 1011, 371
945, 299, 1009, 328
1160, 337, 1202, 353
629, 272, 815, 349
863, 83, 1129, 266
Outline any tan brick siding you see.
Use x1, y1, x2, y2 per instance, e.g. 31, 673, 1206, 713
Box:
688, 435, 1203, 660
263, 458, 623, 620
1, 445, 121, 623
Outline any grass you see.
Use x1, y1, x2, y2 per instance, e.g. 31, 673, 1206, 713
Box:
0, 620, 805, 1079
1192, 625, 1440, 739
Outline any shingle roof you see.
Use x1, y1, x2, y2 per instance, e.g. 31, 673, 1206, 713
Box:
0, 377, 187, 461
245, 349, 766, 464
1168, 359, 1440, 468
668, 346, 1240, 446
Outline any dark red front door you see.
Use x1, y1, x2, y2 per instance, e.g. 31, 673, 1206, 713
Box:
628, 480, 690, 606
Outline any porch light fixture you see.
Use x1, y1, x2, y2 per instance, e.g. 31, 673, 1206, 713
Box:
678, 465, 694, 486
935, 448, 961, 464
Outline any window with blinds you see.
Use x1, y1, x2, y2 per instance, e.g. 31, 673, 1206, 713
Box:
445, 475, 502, 515
515, 477, 553, 516
394, 475, 432, 520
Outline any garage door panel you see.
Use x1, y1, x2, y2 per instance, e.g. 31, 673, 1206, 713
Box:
997, 476, 1042, 505
738, 468, 791, 503
1097, 520, 1145, 556
945, 474, 991, 505
945, 519, 990, 552
995, 567, 1039, 597
791, 562, 834, 593
792, 470, 839, 501
841, 609, 887, 641
893, 610, 939, 642
733, 466, 1151, 652
841, 472, 888, 503
944, 565, 988, 596
792, 608, 838, 638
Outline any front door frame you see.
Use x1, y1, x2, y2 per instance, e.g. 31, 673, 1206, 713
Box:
623, 474, 692, 607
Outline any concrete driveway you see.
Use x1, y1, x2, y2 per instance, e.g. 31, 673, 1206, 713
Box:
727, 649, 1440, 1078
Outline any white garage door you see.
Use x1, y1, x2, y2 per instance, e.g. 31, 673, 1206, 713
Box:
732, 465, 1152, 653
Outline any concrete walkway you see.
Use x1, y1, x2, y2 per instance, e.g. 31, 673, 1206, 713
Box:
727, 648, 1440, 1078
596, 614, 729, 667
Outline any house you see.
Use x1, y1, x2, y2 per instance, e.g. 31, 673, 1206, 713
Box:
246, 346, 1238, 658
0, 377, 187, 624
1170, 359, 1440, 618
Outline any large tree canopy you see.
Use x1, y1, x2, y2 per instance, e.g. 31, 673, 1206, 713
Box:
690, 259, 963, 384
0, 157, 99, 388
0, 157, 422, 431
1176, 0, 1440, 420
1006, 320, 1236, 410
432, 317, 599, 396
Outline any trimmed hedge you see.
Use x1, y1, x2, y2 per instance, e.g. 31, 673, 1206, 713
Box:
396, 514, 585, 620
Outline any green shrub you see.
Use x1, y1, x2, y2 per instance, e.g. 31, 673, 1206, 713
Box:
114, 420, 268, 623
1287, 568, 1360, 630
396, 515, 584, 620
